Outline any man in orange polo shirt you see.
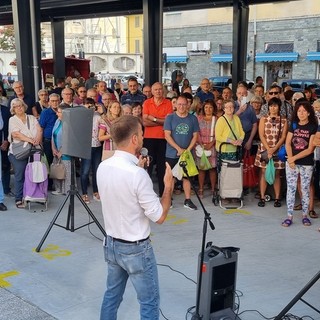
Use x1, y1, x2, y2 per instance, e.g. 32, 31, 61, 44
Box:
143, 82, 173, 196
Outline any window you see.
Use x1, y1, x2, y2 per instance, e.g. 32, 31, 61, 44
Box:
219, 44, 232, 54
135, 39, 140, 54
135, 16, 140, 28
264, 43, 294, 53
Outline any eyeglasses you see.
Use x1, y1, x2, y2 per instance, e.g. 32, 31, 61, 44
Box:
79, 90, 87, 93
269, 91, 280, 95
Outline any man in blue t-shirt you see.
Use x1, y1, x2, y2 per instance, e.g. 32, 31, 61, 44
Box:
164, 95, 199, 210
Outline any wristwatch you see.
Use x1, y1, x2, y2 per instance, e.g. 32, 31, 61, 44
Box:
153, 117, 157, 122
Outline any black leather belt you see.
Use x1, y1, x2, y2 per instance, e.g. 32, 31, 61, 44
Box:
112, 236, 149, 244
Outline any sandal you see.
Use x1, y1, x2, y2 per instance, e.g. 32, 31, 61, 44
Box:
198, 189, 203, 199
93, 192, 100, 201
282, 218, 293, 227
15, 200, 25, 209
254, 192, 261, 199
308, 210, 319, 219
274, 199, 281, 208
294, 203, 302, 210
302, 217, 311, 226
258, 199, 265, 207
82, 194, 90, 204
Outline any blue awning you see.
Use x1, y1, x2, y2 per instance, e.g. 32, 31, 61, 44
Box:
166, 56, 187, 63
306, 52, 320, 61
210, 54, 232, 62
255, 52, 299, 62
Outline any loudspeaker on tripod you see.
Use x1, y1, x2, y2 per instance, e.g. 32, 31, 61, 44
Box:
196, 246, 240, 320
61, 106, 93, 159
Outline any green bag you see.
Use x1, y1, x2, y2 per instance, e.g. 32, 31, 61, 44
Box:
198, 149, 212, 171
179, 150, 199, 177
265, 158, 276, 185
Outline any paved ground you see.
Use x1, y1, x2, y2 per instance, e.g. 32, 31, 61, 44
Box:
0, 181, 320, 320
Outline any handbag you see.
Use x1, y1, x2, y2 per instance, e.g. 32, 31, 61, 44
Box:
179, 150, 199, 177
12, 141, 33, 160
243, 150, 258, 188
11, 116, 37, 160
277, 145, 287, 162
198, 151, 212, 170
265, 158, 276, 185
195, 144, 211, 157
49, 157, 66, 180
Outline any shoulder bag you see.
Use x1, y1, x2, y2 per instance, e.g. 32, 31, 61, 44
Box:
49, 156, 66, 180
12, 116, 34, 160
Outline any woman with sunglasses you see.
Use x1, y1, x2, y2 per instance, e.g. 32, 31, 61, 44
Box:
254, 97, 288, 208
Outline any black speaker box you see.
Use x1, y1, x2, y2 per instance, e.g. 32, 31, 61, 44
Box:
210, 307, 241, 320
196, 246, 239, 320
61, 107, 93, 159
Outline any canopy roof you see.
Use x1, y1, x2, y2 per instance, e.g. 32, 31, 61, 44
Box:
0, 0, 298, 25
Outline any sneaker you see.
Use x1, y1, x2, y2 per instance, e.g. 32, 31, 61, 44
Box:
184, 199, 197, 210
5, 191, 15, 197
51, 190, 63, 195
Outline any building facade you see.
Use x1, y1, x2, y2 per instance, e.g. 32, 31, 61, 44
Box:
162, 1, 320, 88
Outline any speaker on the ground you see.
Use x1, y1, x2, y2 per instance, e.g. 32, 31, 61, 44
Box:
61, 107, 93, 159
197, 246, 239, 320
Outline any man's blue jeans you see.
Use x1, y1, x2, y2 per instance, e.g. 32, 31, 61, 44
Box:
80, 146, 102, 195
100, 236, 160, 320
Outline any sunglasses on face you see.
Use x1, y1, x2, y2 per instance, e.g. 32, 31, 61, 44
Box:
269, 91, 280, 95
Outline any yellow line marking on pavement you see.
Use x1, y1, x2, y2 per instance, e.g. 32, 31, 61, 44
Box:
165, 214, 176, 221
33, 244, 72, 260
173, 219, 189, 225
0, 270, 20, 287
224, 209, 251, 215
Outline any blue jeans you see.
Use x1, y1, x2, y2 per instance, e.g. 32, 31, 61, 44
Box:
80, 146, 102, 195
8, 153, 28, 202
100, 236, 160, 320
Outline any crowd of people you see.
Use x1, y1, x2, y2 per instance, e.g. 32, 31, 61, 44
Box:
2, 71, 320, 319
0, 74, 319, 217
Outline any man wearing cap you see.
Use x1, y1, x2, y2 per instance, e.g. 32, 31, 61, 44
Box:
172, 71, 183, 96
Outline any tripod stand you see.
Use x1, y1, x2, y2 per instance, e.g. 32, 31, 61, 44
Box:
36, 157, 107, 252
275, 270, 320, 319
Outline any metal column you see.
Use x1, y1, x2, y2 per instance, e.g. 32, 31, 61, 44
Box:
143, 0, 163, 86
11, 0, 41, 100
232, 0, 249, 91
51, 19, 66, 82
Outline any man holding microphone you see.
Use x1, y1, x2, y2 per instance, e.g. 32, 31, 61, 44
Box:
97, 115, 173, 320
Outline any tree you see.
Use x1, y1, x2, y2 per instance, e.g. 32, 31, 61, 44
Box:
0, 25, 15, 51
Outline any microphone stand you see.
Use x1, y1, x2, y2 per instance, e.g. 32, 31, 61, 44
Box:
179, 162, 215, 320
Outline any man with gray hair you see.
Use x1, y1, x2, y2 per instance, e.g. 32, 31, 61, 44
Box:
7, 81, 35, 115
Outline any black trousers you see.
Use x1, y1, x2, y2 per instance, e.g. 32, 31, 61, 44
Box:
143, 138, 167, 197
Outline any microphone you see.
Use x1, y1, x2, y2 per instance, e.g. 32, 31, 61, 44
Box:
140, 147, 148, 158
140, 147, 149, 169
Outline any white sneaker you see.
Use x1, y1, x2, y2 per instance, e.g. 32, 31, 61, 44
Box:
51, 190, 63, 195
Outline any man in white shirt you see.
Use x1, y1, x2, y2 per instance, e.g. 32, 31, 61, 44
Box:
97, 115, 173, 320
